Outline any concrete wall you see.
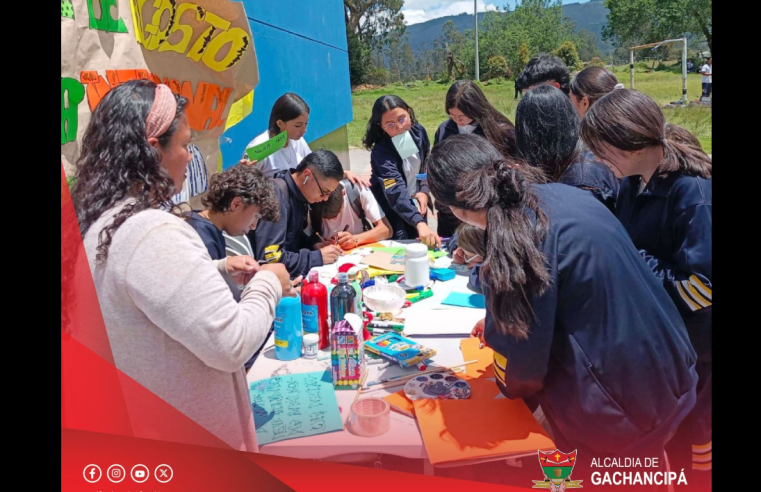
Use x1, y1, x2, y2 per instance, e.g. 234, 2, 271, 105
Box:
220, 0, 352, 170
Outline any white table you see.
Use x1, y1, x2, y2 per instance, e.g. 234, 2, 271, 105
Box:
247, 242, 489, 471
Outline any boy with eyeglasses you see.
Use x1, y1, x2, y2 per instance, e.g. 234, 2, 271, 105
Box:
251, 149, 346, 277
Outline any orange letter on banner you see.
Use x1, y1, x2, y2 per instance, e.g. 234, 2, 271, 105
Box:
80, 71, 112, 112
179, 81, 232, 131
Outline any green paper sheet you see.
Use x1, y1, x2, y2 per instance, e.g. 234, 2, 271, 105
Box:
373, 247, 448, 260
245, 130, 287, 162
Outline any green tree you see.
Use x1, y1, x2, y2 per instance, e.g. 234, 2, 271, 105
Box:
553, 41, 581, 70
603, 0, 711, 53
486, 55, 511, 80
345, 0, 406, 84
517, 43, 531, 74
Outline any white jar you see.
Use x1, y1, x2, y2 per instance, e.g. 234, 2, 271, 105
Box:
404, 243, 430, 288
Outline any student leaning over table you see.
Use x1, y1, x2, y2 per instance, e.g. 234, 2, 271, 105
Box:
581, 89, 712, 482
428, 134, 698, 474
72, 80, 296, 452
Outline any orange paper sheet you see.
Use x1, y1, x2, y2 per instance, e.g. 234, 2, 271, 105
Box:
384, 378, 501, 417
414, 398, 555, 465
460, 337, 495, 379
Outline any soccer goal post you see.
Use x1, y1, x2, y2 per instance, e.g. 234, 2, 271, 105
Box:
629, 38, 688, 104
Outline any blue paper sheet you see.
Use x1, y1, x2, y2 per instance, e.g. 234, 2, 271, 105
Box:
249, 370, 343, 445
441, 292, 486, 309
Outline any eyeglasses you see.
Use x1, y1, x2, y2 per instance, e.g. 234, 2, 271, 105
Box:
381, 115, 408, 131
312, 173, 334, 197
448, 112, 472, 124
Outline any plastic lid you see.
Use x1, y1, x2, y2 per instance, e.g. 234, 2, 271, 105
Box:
303, 333, 319, 344
347, 267, 359, 280
307, 269, 320, 282
337, 272, 349, 283
405, 243, 429, 259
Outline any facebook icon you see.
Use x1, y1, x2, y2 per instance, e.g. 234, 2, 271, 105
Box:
83, 464, 101, 483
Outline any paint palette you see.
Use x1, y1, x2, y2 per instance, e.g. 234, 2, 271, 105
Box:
403, 373, 472, 401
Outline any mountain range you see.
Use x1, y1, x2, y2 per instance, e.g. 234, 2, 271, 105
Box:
404, 0, 611, 54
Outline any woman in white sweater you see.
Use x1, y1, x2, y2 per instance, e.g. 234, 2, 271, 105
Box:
71, 80, 295, 452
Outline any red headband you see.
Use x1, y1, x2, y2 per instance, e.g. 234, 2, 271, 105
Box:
145, 84, 177, 140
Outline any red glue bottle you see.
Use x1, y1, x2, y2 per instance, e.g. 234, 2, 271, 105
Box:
301, 269, 330, 350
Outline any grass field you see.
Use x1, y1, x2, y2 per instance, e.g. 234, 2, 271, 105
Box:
348, 70, 712, 154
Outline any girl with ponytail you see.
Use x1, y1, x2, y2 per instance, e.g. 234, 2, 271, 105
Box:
580, 88, 712, 480
427, 133, 697, 469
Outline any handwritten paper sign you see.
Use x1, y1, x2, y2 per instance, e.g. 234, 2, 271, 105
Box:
249, 370, 343, 445
245, 130, 288, 162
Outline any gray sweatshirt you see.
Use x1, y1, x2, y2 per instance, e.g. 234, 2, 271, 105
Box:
83, 204, 282, 451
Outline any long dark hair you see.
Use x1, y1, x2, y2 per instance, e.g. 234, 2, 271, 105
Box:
427, 134, 551, 339
570, 66, 619, 107
580, 89, 711, 178
446, 80, 518, 157
516, 85, 580, 181
268, 92, 310, 136
71, 79, 188, 262
362, 95, 418, 150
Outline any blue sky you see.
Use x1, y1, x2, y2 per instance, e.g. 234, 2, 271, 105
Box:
402, 0, 591, 25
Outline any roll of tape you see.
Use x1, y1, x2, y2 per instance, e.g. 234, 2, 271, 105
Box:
350, 398, 391, 437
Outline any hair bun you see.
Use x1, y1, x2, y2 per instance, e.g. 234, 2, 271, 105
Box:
492, 162, 524, 207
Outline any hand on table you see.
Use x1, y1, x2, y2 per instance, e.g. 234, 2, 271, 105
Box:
336, 231, 359, 250
416, 222, 441, 249
320, 244, 344, 264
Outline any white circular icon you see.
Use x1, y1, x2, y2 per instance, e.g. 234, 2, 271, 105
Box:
154, 464, 173, 483
107, 464, 126, 483
83, 464, 102, 483
131, 464, 150, 483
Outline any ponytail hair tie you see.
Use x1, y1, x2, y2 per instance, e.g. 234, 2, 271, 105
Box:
613, 83, 625, 90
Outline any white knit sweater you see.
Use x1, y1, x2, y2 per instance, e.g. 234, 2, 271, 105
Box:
83, 204, 282, 451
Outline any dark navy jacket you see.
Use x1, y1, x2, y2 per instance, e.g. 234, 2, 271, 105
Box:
483, 183, 697, 456
617, 173, 712, 363
370, 123, 431, 236
186, 211, 226, 260
432, 120, 486, 237
559, 149, 620, 214
249, 171, 322, 277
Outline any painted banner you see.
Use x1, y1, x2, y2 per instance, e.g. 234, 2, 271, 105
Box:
61, 0, 258, 189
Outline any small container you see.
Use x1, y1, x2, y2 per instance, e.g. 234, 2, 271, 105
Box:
302, 333, 319, 359
350, 398, 391, 437
404, 243, 430, 288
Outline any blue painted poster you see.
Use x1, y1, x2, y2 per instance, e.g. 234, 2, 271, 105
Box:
249, 370, 343, 445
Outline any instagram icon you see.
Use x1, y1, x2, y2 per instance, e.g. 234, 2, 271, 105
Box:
106, 464, 125, 483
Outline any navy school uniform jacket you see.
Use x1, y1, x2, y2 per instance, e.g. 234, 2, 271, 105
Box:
559, 149, 620, 214
482, 183, 697, 456
249, 171, 322, 277
616, 173, 712, 363
369, 123, 431, 237
185, 211, 226, 260
432, 120, 485, 237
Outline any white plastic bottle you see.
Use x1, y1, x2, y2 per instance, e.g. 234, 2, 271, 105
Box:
404, 243, 430, 288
